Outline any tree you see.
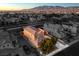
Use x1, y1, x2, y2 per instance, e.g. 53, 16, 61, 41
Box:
39, 36, 57, 54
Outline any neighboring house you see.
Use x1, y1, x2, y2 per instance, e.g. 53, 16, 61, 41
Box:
0, 30, 14, 49
62, 24, 77, 36
43, 22, 77, 39
43, 23, 64, 38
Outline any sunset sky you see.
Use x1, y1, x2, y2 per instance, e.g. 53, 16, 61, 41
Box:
0, 3, 79, 10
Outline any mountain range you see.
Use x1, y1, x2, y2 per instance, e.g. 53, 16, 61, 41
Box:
21, 6, 79, 14
22, 6, 79, 10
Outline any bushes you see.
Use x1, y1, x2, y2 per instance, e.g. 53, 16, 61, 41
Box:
39, 36, 57, 54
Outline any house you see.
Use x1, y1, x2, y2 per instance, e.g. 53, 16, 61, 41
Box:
22, 26, 48, 48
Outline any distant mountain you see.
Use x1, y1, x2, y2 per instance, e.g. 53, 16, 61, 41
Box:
21, 6, 79, 11
32, 6, 79, 9
21, 6, 79, 14
32, 6, 65, 9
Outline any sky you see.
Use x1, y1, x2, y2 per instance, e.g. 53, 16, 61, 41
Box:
0, 3, 79, 10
